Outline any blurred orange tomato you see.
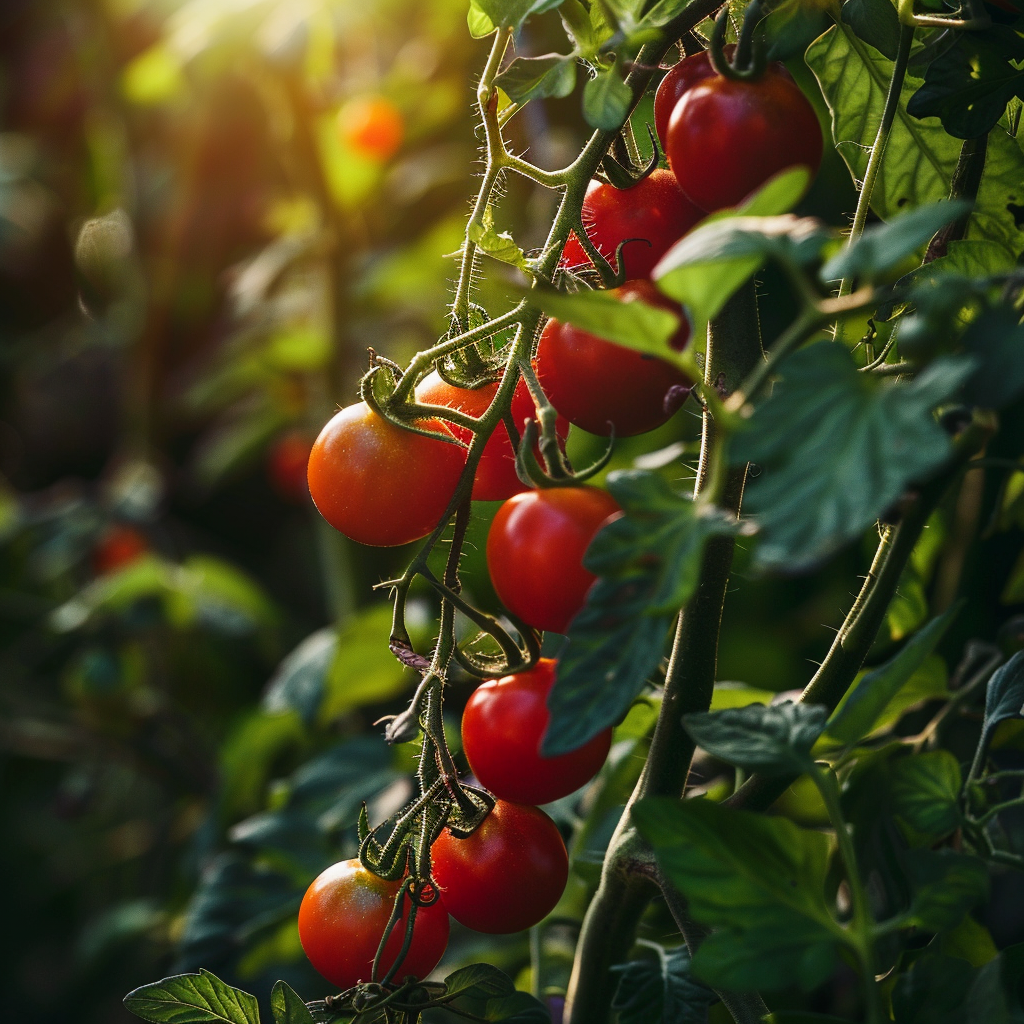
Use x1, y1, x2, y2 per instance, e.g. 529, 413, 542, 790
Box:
268, 430, 314, 503
93, 525, 148, 575
337, 95, 404, 161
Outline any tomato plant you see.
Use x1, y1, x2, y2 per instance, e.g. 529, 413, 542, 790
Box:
298, 860, 450, 988
307, 402, 465, 547
462, 658, 612, 804
535, 278, 691, 436
431, 800, 569, 934
559, 170, 703, 279
486, 486, 621, 635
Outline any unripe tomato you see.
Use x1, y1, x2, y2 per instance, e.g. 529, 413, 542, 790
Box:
559, 170, 704, 280
666, 69, 823, 213
486, 486, 621, 635
298, 859, 450, 989
535, 279, 691, 438
431, 800, 568, 934
462, 658, 612, 804
338, 95, 404, 161
414, 373, 569, 502
268, 430, 313, 503
93, 525, 148, 575
653, 46, 736, 150
307, 402, 466, 547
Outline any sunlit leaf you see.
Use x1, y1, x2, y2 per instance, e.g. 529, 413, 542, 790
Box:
124, 969, 260, 1024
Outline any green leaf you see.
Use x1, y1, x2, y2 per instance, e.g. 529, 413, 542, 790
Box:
762, 0, 832, 62
683, 702, 827, 776
820, 200, 973, 283
960, 304, 1024, 411
611, 944, 714, 1024
891, 952, 978, 1024
890, 751, 963, 839
544, 471, 738, 756
841, 0, 899, 60
905, 849, 989, 931
907, 30, 1024, 140
977, 651, 1024, 765
470, 0, 567, 33
494, 54, 577, 104
124, 970, 260, 1024
469, 206, 529, 271
732, 343, 974, 572
827, 607, 958, 743
583, 67, 632, 130
441, 964, 550, 1022
560, 0, 612, 54
262, 628, 337, 725
633, 797, 848, 991
180, 555, 277, 634
654, 168, 812, 326
270, 982, 315, 1024
806, 24, 1024, 260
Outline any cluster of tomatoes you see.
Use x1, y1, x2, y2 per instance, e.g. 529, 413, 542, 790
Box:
299, 46, 822, 992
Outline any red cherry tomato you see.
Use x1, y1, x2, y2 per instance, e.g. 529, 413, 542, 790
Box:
462, 658, 613, 804
298, 859, 450, 989
93, 525, 148, 575
431, 800, 568, 934
415, 373, 569, 502
268, 430, 314, 503
338, 95, 404, 161
666, 69, 823, 213
559, 170, 703, 280
486, 486, 621, 635
535, 279, 691, 438
307, 402, 466, 547
653, 45, 736, 151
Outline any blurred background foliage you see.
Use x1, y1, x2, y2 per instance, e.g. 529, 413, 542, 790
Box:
1, 1, 1023, 1023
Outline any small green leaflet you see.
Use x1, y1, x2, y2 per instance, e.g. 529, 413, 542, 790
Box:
732, 343, 975, 572
468, 0, 567, 36
469, 206, 529, 271
494, 54, 577, 104
124, 970, 260, 1024
270, 982, 315, 1024
974, 650, 1024, 767
611, 943, 714, 1024
633, 797, 849, 991
583, 66, 632, 130
890, 750, 963, 839
543, 470, 738, 756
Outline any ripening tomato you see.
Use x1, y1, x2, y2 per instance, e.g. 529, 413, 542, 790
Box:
559, 170, 704, 280
93, 525, 148, 575
415, 373, 569, 501
307, 402, 466, 547
535, 279, 691, 438
653, 45, 737, 150
268, 430, 314, 503
462, 658, 612, 804
486, 486, 621, 635
338, 95, 404, 161
665, 69, 823, 213
431, 800, 568, 934
298, 859, 450, 989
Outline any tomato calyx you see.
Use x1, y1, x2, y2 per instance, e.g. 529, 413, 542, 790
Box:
708, 2, 769, 82
598, 123, 661, 191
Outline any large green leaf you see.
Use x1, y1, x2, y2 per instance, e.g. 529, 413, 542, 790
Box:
683, 701, 827, 776
633, 797, 848, 991
544, 471, 738, 756
806, 25, 1024, 260
440, 964, 550, 1022
611, 944, 714, 1024
890, 751, 963, 839
732, 343, 973, 572
124, 970, 260, 1024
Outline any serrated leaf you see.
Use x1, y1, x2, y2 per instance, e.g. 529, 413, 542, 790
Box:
494, 54, 577, 104
611, 944, 714, 1024
544, 471, 738, 756
124, 970, 260, 1024
905, 849, 989, 931
633, 797, 848, 992
976, 651, 1024, 765
583, 67, 632, 130
441, 964, 549, 1022
683, 702, 827, 776
806, 24, 1024, 260
960, 304, 1024, 411
841, 0, 900, 59
732, 343, 974, 572
820, 200, 972, 283
270, 982, 315, 1024
827, 607, 958, 743
891, 750, 963, 839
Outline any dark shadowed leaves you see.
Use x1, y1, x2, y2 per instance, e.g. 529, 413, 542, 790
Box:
960, 304, 1024, 411
905, 849, 989, 931
124, 970, 260, 1024
262, 628, 336, 725
841, 0, 899, 59
891, 751, 963, 840
544, 471, 738, 756
611, 944, 714, 1024
732, 343, 974, 572
683, 701, 827, 776
977, 651, 1024, 766
633, 797, 848, 991
440, 964, 550, 1022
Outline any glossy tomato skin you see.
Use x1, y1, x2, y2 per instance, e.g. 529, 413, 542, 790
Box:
338, 95, 404, 161
268, 430, 314, 503
535, 279, 691, 438
415, 373, 568, 502
431, 800, 568, 934
560, 170, 703, 280
462, 658, 612, 804
666, 69, 822, 213
308, 402, 466, 547
298, 859, 450, 989
93, 525, 148, 575
653, 46, 736, 150
487, 486, 621, 635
